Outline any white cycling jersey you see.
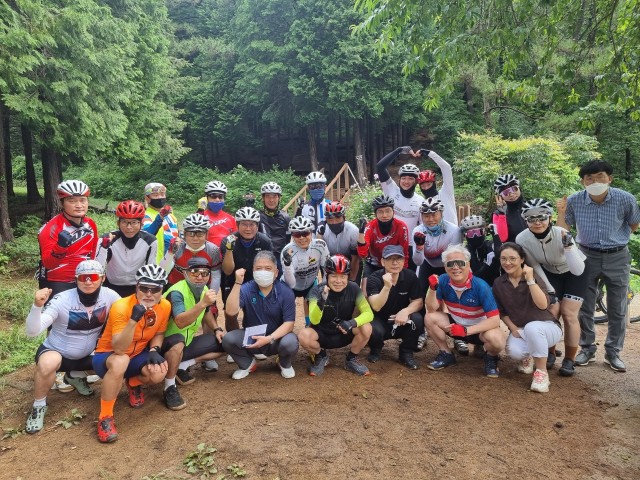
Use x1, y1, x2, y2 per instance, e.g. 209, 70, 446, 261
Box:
381, 179, 423, 245
412, 221, 462, 268
281, 239, 330, 291
428, 151, 458, 226
321, 221, 359, 257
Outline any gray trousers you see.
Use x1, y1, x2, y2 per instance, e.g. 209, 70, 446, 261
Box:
222, 329, 299, 369
579, 247, 631, 354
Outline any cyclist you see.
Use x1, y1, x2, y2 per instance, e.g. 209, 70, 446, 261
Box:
161, 257, 226, 410
515, 198, 585, 376
366, 245, 423, 370
97, 200, 158, 297
24, 260, 120, 434
317, 201, 360, 282
557, 160, 640, 373
299, 255, 373, 376
141, 183, 179, 263
201, 180, 237, 248
492, 174, 527, 242
298, 171, 330, 233
258, 182, 291, 268
92, 265, 177, 443
281, 216, 329, 326
415, 148, 458, 226
37, 180, 98, 295
493, 243, 563, 393
222, 252, 299, 380
460, 214, 501, 287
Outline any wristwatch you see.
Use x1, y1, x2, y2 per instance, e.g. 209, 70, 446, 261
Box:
269, 335, 276, 344
526, 279, 536, 286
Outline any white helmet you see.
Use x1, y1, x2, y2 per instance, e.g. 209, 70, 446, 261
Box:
261, 182, 282, 195
421, 197, 444, 213
494, 174, 520, 194
289, 216, 314, 232
398, 164, 420, 177
235, 207, 261, 223
135, 264, 168, 286
57, 180, 90, 199
305, 171, 326, 184
460, 215, 486, 230
205, 181, 227, 195
521, 198, 553, 218
75, 260, 104, 276
183, 213, 210, 232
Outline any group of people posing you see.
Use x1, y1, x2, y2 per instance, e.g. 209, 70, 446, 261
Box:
25, 148, 639, 444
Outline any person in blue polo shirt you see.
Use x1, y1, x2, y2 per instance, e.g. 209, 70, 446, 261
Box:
424, 243, 505, 377
222, 251, 299, 380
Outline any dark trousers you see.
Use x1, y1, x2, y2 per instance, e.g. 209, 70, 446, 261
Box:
369, 312, 424, 353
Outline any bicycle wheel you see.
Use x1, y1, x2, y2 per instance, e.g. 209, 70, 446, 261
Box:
592, 268, 640, 323
594, 278, 608, 323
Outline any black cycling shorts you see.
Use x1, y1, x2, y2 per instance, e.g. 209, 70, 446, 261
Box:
35, 344, 93, 372
311, 324, 355, 350
543, 268, 587, 302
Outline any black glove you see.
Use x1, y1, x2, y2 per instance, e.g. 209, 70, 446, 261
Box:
400, 146, 413, 155
414, 231, 426, 246
317, 224, 326, 236
57, 230, 73, 248
358, 218, 367, 234
282, 249, 293, 267
147, 349, 165, 365
418, 148, 431, 157
562, 232, 574, 247
131, 304, 147, 322
297, 197, 305, 208
338, 319, 357, 334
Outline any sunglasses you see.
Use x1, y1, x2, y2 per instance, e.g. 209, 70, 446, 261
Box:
445, 260, 467, 269
138, 285, 162, 294
526, 215, 550, 224
76, 273, 102, 283
292, 231, 311, 238
187, 269, 211, 277
185, 231, 206, 238
207, 194, 225, 200
308, 183, 325, 190
465, 228, 484, 238
499, 185, 519, 198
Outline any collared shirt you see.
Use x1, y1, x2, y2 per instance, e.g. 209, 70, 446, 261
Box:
565, 187, 640, 249
435, 274, 499, 327
239, 280, 296, 335
366, 268, 421, 320
492, 273, 556, 328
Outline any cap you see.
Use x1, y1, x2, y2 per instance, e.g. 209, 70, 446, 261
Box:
382, 245, 405, 258
144, 182, 166, 196
186, 257, 212, 270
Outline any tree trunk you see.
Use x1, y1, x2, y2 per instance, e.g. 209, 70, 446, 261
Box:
3, 106, 14, 197
21, 124, 41, 202
625, 147, 632, 181
327, 114, 336, 174
41, 142, 62, 221
0, 100, 14, 245
307, 123, 319, 171
345, 119, 351, 168
353, 119, 367, 185
483, 95, 494, 128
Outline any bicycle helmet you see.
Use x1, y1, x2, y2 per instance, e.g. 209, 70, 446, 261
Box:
183, 213, 210, 232
235, 206, 261, 223
521, 198, 553, 218
372, 195, 395, 211
398, 163, 420, 178
494, 174, 520, 194
260, 182, 282, 195
205, 180, 228, 195
135, 264, 168, 286
305, 171, 327, 184
289, 216, 314, 232
418, 170, 436, 184
75, 260, 104, 276
115, 200, 145, 220
325, 254, 351, 274
420, 197, 444, 213
460, 215, 486, 231
325, 201, 346, 218
57, 180, 90, 199
144, 182, 166, 196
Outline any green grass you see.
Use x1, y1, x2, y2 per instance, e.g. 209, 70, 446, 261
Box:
0, 324, 43, 376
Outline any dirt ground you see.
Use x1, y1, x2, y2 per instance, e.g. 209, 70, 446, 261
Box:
1, 299, 639, 480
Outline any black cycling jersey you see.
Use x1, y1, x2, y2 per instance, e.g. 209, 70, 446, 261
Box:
259, 210, 290, 255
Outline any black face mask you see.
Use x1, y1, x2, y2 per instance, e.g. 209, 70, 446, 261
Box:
532, 224, 552, 239
120, 233, 140, 250
467, 236, 485, 249
378, 218, 393, 235
149, 198, 166, 209
420, 184, 438, 199
78, 286, 101, 307
328, 222, 345, 235
505, 195, 523, 209
400, 184, 417, 198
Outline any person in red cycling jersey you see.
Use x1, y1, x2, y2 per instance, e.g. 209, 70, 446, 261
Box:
201, 181, 237, 248
37, 180, 98, 295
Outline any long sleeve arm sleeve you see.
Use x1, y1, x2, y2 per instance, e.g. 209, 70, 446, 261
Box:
25, 306, 55, 337
376, 147, 404, 182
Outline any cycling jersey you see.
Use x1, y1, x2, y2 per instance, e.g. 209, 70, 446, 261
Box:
411, 221, 461, 268
38, 214, 98, 283
380, 178, 423, 244
282, 239, 329, 291
96, 231, 158, 288
221, 232, 273, 286
299, 199, 331, 233
161, 241, 222, 290
366, 268, 422, 320
435, 273, 499, 327
308, 281, 373, 328
259, 210, 290, 255
322, 221, 359, 257
164, 281, 210, 347
142, 207, 179, 263
466, 237, 501, 286
493, 196, 527, 243
357, 218, 409, 268
26, 287, 120, 360
202, 209, 237, 247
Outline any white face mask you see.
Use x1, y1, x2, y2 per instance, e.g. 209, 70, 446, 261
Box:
254, 270, 274, 288
585, 182, 609, 196
185, 244, 206, 253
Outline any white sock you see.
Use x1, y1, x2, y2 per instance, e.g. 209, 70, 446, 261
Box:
178, 359, 196, 370
69, 370, 87, 378
164, 377, 176, 391
34, 397, 47, 407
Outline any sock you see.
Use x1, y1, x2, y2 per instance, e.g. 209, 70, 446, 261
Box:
33, 397, 47, 408
565, 346, 578, 361
346, 351, 357, 361
127, 376, 143, 387
69, 370, 87, 378
178, 359, 196, 370
164, 377, 176, 391
318, 349, 327, 358
99, 398, 116, 419
304, 316, 310, 327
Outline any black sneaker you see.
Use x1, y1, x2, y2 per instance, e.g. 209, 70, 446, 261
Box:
428, 351, 456, 370
176, 368, 195, 386
484, 354, 500, 378
546, 352, 556, 370
367, 348, 381, 363
399, 351, 418, 370
453, 339, 469, 356
558, 358, 576, 377
163, 385, 186, 411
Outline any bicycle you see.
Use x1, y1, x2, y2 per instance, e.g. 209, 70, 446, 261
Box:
594, 267, 640, 323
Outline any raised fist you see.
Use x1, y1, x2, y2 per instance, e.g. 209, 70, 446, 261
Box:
382, 272, 393, 289
201, 289, 217, 307
282, 248, 294, 267
131, 304, 148, 322
556, 195, 567, 215
225, 234, 236, 252
57, 230, 73, 248
428, 274, 439, 291
414, 231, 426, 246
321, 285, 330, 302
358, 218, 367, 234
522, 264, 534, 282
562, 231, 574, 248
317, 223, 326, 236
159, 204, 173, 218
34, 288, 53, 308
169, 237, 182, 255
100, 233, 113, 249
235, 268, 246, 284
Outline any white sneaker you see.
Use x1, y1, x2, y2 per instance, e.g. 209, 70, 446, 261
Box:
53, 372, 74, 393
530, 369, 550, 393
86, 374, 100, 384
231, 359, 257, 380
278, 363, 295, 379
226, 354, 235, 364
518, 356, 534, 374
416, 333, 427, 351
253, 354, 268, 360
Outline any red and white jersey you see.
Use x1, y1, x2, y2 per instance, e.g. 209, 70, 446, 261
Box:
357, 218, 409, 268
202, 209, 237, 248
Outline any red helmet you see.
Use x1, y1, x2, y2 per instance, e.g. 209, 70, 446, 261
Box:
325, 201, 346, 218
325, 254, 351, 274
116, 200, 146, 219
418, 170, 436, 184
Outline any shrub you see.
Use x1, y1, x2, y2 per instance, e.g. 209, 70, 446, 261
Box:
343, 183, 382, 223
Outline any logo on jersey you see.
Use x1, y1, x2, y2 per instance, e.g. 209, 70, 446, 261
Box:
374, 235, 394, 244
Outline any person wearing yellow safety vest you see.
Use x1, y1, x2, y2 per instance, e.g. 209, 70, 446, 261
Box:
141, 182, 179, 263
